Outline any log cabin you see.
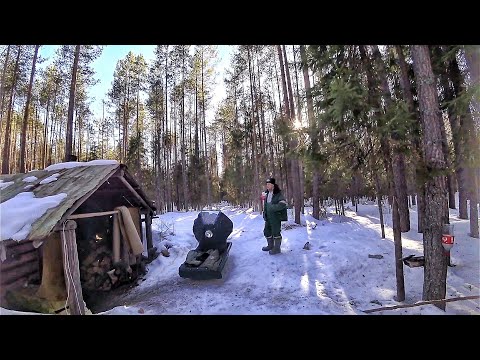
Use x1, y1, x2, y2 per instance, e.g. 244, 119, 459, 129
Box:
0, 160, 157, 314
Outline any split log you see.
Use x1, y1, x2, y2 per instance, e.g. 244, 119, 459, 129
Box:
36, 232, 67, 301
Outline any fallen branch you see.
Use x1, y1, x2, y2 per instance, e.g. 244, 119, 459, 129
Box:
363, 295, 480, 314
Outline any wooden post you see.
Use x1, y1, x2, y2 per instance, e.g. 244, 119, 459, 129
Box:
145, 212, 153, 251
36, 232, 67, 301
112, 213, 120, 263
138, 213, 144, 245
59, 220, 86, 315
68, 210, 118, 220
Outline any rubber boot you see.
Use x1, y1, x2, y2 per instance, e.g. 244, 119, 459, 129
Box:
269, 236, 282, 255
262, 237, 273, 251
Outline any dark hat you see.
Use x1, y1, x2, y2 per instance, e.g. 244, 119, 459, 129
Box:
266, 177, 275, 185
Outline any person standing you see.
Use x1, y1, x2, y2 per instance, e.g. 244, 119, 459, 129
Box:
262, 178, 288, 255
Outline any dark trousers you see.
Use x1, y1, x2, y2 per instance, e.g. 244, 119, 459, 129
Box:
263, 218, 281, 238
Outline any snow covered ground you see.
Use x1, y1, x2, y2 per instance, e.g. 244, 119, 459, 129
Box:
1, 200, 478, 316
98, 202, 479, 315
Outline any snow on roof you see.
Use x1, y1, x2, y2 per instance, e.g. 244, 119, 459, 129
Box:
0, 192, 67, 241
44, 159, 119, 171
22, 176, 38, 183
39, 173, 60, 185
0, 180, 14, 190
0, 163, 122, 241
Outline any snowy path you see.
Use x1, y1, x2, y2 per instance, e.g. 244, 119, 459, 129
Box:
100, 204, 479, 315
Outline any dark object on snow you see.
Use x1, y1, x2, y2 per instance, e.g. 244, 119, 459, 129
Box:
192, 211, 233, 252
402, 254, 425, 268
179, 211, 233, 280
368, 254, 384, 259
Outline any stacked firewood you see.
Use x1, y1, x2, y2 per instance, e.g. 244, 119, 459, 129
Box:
79, 234, 116, 291
76, 210, 153, 293
79, 234, 144, 292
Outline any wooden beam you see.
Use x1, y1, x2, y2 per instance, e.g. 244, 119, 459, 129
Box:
67, 210, 118, 220
91, 188, 129, 194
118, 176, 152, 213
122, 168, 156, 211
363, 295, 480, 313
145, 212, 153, 251
53, 166, 120, 232
59, 220, 86, 315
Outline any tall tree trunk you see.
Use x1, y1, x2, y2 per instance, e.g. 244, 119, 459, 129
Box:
282, 45, 302, 224
277, 45, 292, 202
300, 45, 321, 219
466, 119, 479, 238
11, 105, 18, 173
256, 50, 266, 178
464, 45, 480, 119
19, 45, 40, 172
458, 48, 480, 237
443, 74, 467, 216
273, 51, 290, 201
444, 51, 470, 219
0, 45, 11, 120
361, 45, 406, 297
1, 46, 21, 174
47, 84, 58, 167
417, 184, 426, 232
201, 49, 211, 207
464, 45, 480, 214
78, 109, 83, 160
428, 46, 457, 211
371, 45, 410, 232
292, 46, 302, 126
65, 45, 80, 162
0, 46, 12, 151
395, 45, 438, 225
181, 54, 189, 211
136, 80, 140, 171
247, 46, 261, 210
411, 45, 448, 310
101, 100, 105, 158
394, 45, 415, 114
125, 76, 131, 164
192, 71, 200, 209
437, 106, 455, 214
392, 195, 405, 301
121, 89, 126, 162
374, 172, 386, 238
165, 49, 172, 212
292, 46, 305, 214
173, 93, 180, 211
32, 106, 39, 170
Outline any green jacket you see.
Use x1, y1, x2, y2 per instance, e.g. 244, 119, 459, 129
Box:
263, 190, 288, 222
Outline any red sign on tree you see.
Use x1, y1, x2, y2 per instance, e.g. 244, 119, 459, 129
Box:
442, 234, 454, 251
